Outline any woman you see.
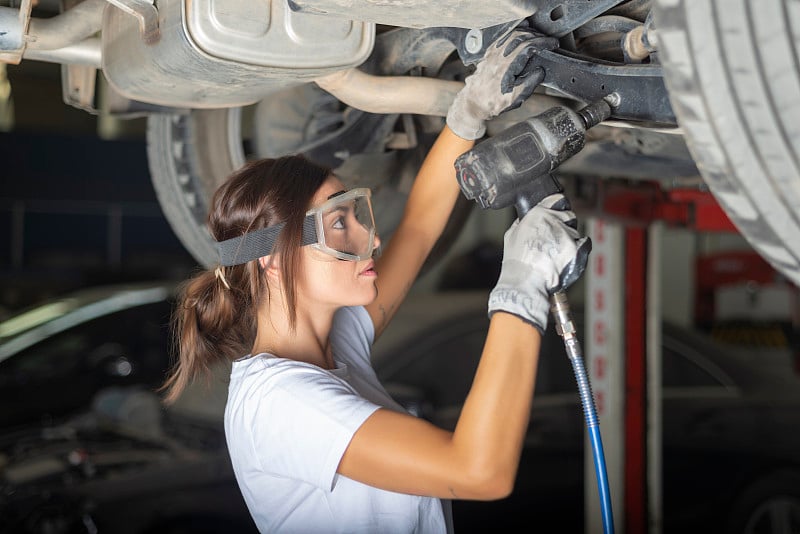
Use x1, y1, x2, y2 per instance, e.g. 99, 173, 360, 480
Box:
161, 27, 587, 533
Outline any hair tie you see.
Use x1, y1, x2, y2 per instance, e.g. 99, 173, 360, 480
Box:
214, 266, 231, 290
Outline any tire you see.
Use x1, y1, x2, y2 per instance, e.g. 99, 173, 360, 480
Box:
653, 0, 800, 286
146, 92, 471, 270
147, 110, 236, 267
725, 471, 800, 534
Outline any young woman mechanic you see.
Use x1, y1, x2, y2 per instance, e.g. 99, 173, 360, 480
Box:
161, 27, 587, 534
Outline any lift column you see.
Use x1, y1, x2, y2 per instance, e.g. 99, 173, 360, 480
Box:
584, 216, 626, 534
585, 184, 739, 534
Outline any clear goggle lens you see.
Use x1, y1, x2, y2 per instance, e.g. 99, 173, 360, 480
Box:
308, 188, 376, 261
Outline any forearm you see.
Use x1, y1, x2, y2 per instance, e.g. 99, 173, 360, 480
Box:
400, 125, 474, 249
366, 126, 474, 335
452, 312, 541, 495
340, 312, 542, 501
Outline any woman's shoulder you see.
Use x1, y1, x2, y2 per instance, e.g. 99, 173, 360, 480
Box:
234, 354, 330, 380
231, 355, 353, 395
229, 355, 373, 421
331, 306, 374, 368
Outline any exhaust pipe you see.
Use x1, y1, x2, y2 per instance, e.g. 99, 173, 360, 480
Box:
314, 68, 464, 117
27, 0, 106, 51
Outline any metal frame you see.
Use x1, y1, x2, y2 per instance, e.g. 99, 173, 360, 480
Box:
586, 181, 744, 533
596, 183, 738, 232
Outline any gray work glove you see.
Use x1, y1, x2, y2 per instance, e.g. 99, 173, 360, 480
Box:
488, 194, 592, 333
446, 27, 559, 140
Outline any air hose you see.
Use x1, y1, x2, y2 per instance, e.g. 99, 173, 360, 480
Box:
551, 291, 615, 534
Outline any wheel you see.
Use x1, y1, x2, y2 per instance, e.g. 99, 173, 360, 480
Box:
146, 110, 228, 269
653, 0, 800, 286
146, 84, 471, 270
726, 471, 800, 534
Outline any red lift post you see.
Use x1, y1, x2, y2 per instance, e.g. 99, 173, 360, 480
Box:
586, 182, 739, 534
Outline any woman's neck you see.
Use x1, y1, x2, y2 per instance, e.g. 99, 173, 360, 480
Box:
251, 299, 337, 370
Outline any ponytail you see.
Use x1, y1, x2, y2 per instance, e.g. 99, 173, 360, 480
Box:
161, 261, 260, 404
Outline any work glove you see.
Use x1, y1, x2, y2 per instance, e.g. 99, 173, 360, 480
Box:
488, 194, 592, 333
446, 27, 559, 140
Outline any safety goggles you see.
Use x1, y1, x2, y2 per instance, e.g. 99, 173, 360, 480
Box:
216, 188, 377, 266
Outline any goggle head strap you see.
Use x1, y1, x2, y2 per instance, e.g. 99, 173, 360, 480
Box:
216, 215, 317, 267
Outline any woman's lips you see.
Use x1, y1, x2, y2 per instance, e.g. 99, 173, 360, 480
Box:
360, 261, 377, 276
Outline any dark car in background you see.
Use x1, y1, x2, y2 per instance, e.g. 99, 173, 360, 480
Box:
0, 282, 257, 534
0, 283, 176, 431
1, 284, 799, 533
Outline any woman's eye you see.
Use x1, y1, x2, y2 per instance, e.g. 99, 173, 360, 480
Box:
332, 216, 346, 230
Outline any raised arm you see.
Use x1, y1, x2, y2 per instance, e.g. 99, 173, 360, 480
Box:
342, 191, 591, 500
365, 27, 558, 338
364, 126, 471, 337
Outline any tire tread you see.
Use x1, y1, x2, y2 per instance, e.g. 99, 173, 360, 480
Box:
655, 0, 800, 283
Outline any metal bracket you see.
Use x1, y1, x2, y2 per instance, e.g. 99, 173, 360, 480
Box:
454, 21, 525, 66
62, 64, 98, 112
0, 0, 32, 64
537, 49, 675, 125
528, 0, 627, 38
106, 0, 160, 45
445, 3, 673, 125
456, 0, 628, 62
459, 31, 674, 124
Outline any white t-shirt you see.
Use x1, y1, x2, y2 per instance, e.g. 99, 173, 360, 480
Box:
224, 306, 452, 533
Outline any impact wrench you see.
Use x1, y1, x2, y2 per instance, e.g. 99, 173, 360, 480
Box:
454, 96, 616, 534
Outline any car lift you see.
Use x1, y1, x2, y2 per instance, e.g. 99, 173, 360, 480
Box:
694, 250, 799, 353
583, 181, 739, 534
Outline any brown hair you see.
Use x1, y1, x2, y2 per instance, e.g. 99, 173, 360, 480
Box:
160, 155, 330, 404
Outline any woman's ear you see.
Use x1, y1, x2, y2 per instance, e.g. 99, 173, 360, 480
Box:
259, 255, 280, 280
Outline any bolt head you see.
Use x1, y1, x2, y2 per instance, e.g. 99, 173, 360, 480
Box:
465, 29, 483, 54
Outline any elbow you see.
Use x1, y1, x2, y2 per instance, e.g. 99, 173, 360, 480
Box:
482, 473, 515, 501
457, 463, 516, 501
495, 475, 516, 499
448, 436, 524, 500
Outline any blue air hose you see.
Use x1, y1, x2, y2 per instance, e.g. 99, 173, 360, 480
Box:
550, 290, 615, 534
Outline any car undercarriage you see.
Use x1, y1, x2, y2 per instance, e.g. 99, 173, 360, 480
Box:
2, 0, 798, 286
